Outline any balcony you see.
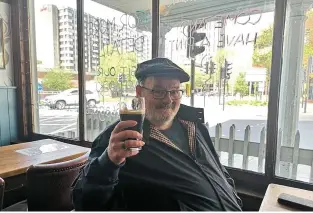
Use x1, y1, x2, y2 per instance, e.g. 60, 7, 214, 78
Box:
59, 37, 73, 42
60, 61, 74, 66
60, 43, 74, 48
60, 56, 74, 60
59, 31, 72, 36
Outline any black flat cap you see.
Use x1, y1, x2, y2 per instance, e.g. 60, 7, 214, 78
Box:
135, 58, 190, 83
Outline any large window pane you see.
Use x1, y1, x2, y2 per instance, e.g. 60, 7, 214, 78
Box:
276, 2, 313, 183
159, 0, 275, 172
83, 0, 152, 141
32, 0, 79, 139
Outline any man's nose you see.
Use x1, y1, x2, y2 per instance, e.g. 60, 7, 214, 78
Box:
163, 92, 173, 104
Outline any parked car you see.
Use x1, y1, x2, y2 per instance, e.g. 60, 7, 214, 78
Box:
43, 88, 100, 109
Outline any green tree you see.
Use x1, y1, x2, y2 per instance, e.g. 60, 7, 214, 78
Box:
42, 68, 73, 91
304, 10, 313, 67
253, 10, 313, 94
96, 45, 138, 97
234, 72, 249, 98
252, 25, 273, 95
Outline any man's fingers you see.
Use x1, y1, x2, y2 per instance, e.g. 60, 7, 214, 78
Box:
112, 140, 145, 151
123, 140, 145, 149
113, 121, 137, 134
125, 149, 139, 157
113, 130, 143, 142
111, 142, 141, 158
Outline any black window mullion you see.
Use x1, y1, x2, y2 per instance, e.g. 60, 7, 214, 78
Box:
77, 0, 86, 141
265, 0, 288, 182
151, 0, 160, 58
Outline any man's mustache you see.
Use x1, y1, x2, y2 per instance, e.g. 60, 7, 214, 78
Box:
155, 103, 174, 109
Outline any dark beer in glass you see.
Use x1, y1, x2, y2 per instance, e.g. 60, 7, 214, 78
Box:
119, 97, 145, 151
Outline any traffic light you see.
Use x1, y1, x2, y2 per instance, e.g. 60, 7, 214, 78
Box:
187, 24, 206, 58
185, 83, 191, 97
209, 60, 216, 75
205, 60, 216, 75
205, 61, 209, 74
224, 59, 232, 79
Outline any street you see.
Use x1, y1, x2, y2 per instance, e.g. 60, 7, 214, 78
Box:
39, 109, 78, 135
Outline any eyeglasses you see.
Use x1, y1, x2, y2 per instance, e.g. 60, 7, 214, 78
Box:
141, 86, 184, 100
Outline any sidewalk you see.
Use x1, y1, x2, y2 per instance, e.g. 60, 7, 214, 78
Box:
299, 103, 313, 120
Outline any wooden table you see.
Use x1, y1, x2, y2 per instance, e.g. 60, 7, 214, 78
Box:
259, 184, 313, 211
0, 139, 90, 178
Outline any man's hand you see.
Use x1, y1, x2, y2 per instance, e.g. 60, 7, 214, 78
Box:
107, 121, 145, 165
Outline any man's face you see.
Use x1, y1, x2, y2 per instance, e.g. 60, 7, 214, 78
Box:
137, 76, 181, 126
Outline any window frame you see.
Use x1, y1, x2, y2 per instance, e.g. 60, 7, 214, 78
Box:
13, 0, 313, 197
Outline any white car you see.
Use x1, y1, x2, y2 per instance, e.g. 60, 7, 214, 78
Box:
43, 88, 100, 109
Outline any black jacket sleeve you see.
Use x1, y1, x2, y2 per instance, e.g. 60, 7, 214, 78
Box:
198, 122, 243, 208
72, 122, 124, 211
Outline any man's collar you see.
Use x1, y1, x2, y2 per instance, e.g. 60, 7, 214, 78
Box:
176, 104, 204, 123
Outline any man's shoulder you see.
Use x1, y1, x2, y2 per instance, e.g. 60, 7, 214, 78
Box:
177, 104, 204, 123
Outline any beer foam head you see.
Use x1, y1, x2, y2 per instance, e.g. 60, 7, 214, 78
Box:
119, 109, 144, 114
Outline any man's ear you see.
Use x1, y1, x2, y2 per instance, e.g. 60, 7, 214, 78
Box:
136, 85, 142, 97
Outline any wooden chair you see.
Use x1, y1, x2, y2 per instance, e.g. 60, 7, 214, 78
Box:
3, 151, 89, 211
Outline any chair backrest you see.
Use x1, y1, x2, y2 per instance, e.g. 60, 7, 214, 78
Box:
26, 151, 90, 211
0, 177, 4, 210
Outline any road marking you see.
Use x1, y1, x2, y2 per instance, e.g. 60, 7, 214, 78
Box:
42, 119, 77, 123
49, 122, 77, 135
40, 124, 71, 126
39, 117, 57, 122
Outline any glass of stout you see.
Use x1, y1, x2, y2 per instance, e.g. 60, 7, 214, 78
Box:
119, 97, 145, 151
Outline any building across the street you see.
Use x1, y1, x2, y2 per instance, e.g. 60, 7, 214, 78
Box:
245, 67, 266, 95
35, 4, 152, 73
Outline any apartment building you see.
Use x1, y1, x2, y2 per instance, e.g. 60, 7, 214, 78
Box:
36, 5, 151, 73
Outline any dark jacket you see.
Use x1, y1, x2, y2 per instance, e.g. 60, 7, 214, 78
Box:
72, 104, 242, 211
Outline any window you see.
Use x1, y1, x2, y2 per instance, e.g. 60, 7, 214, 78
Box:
159, 0, 275, 173
32, 0, 78, 139
83, 0, 152, 141
276, 1, 313, 183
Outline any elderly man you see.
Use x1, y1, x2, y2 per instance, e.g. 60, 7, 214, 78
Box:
72, 58, 242, 211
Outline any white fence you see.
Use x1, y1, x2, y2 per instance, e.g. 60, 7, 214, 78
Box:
53, 114, 313, 183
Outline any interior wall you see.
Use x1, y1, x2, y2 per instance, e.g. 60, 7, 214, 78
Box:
0, 1, 17, 146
